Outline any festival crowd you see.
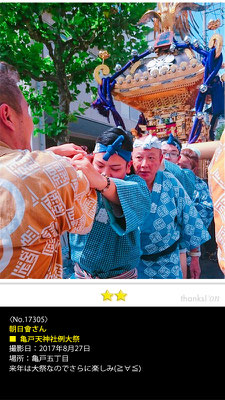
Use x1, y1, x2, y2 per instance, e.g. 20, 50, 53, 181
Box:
0, 63, 224, 280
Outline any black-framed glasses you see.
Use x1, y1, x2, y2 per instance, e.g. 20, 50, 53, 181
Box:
162, 150, 180, 159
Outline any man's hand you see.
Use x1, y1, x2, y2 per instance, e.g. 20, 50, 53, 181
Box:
190, 256, 201, 279
71, 154, 120, 205
48, 143, 87, 158
71, 154, 107, 191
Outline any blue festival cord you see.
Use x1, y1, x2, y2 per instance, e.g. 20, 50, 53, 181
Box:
92, 49, 151, 129
174, 38, 223, 143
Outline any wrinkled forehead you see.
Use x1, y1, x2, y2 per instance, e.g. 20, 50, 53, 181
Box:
132, 146, 162, 157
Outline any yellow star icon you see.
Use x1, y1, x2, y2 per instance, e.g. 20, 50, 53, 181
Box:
115, 290, 127, 301
101, 290, 114, 301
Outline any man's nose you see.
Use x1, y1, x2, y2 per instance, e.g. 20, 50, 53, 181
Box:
141, 158, 148, 167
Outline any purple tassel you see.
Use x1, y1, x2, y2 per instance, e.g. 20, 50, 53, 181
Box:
91, 77, 125, 129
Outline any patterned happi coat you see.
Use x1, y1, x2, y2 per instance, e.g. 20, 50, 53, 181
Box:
164, 160, 213, 228
163, 160, 195, 199
0, 142, 97, 279
138, 170, 211, 279
69, 175, 151, 278
192, 176, 213, 229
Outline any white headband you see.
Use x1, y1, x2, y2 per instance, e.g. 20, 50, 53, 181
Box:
133, 135, 162, 150
182, 144, 201, 158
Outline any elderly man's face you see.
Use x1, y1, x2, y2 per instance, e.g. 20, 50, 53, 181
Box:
132, 147, 162, 189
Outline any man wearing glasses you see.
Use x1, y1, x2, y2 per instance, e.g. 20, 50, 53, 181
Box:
160, 134, 195, 199
161, 134, 182, 163
160, 134, 197, 278
161, 134, 213, 278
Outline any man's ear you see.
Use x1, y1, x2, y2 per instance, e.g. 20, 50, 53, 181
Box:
0, 104, 15, 131
126, 160, 133, 174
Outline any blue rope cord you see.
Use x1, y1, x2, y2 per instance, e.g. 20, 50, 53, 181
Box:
92, 49, 151, 129
174, 38, 223, 142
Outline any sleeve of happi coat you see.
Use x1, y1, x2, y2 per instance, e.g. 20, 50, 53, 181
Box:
103, 175, 151, 235
192, 179, 213, 229
51, 156, 97, 235
173, 177, 211, 251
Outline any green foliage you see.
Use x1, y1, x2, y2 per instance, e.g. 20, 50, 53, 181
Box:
0, 2, 155, 141
215, 123, 225, 140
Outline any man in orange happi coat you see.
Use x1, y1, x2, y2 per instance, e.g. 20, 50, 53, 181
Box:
208, 129, 225, 276
0, 66, 98, 279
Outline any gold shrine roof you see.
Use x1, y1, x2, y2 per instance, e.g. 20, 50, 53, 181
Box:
113, 49, 204, 113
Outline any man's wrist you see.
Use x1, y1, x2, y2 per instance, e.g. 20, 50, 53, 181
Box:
95, 173, 111, 193
190, 251, 201, 257
95, 174, 110, 192
101, 174, 111, 193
